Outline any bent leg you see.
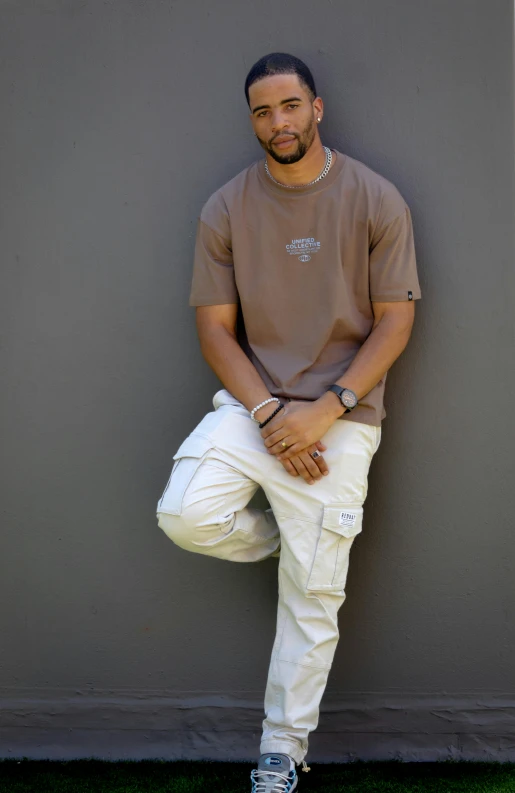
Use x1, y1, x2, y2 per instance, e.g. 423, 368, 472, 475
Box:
157, 454, 280, 563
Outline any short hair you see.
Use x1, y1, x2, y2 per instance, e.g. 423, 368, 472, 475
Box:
244, 52, 317, 106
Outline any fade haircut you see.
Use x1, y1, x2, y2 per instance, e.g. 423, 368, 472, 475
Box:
244, 52, 317, 106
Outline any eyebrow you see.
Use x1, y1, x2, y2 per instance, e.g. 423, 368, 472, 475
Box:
251, 96, 303, 114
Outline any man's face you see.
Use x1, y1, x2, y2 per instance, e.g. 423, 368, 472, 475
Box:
248, 74, 319, 164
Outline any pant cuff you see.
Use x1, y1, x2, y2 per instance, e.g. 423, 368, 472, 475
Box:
260, 739, 305, 765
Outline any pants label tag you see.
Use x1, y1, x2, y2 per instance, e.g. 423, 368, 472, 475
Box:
339, 511, 357, 527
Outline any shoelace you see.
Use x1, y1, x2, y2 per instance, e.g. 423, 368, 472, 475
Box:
250, 768, 292, 792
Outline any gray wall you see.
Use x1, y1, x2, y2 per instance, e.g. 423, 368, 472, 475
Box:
1, 0, 514, 762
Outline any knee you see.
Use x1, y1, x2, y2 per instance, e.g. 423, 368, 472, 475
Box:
157, 502, 217, 554
157, 511, 199, 552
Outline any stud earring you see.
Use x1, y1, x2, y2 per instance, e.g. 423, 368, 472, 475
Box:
317, 117, 321, 122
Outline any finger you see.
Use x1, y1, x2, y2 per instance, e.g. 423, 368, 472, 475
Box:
280, 458, 298, 477
268, 436, 296, 456
298, 450, 324, 481
262, 427, 289, 448
316, 440, 327, 452
308, 445, 329, 476
290, 455, 316, 485
277, 441, 306, 460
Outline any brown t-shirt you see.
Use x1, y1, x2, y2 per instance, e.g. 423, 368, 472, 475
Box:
189, 150, 421, 426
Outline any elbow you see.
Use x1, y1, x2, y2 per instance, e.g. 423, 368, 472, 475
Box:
395, 314, 415, 348
373, 301, 416, 341
375, 313, 414, 354
399, 325, 414, 352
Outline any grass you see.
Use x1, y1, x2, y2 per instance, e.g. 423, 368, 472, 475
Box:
0, 760, 515, 792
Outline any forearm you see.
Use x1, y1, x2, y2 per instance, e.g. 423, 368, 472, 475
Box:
317, 310, 414, 419
199, 326, 276, 418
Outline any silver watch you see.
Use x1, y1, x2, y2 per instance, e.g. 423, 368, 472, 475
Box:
327, 384, 358, 411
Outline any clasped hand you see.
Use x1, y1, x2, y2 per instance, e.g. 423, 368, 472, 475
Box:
260, 400, 334, 485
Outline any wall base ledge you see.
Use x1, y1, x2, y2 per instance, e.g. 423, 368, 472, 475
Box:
1, 690, 514, 761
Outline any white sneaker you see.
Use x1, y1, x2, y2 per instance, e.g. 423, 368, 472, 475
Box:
250, 753, 298, 792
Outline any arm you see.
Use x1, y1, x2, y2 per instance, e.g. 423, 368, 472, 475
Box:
262, 300, 416, 460
316, 300, 416, 421
195, 303, 277, 423
196, 304, 330, 483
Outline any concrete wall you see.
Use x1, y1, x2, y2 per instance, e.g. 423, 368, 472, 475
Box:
1, 0, 514, 761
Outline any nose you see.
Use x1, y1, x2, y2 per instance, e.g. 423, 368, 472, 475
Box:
270, 110, 289, 132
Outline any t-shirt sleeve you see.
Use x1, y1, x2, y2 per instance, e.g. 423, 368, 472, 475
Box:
189, 193, 239, 307
369, 189, 421, 303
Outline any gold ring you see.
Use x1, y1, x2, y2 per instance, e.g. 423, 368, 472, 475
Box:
281, 442, 288, 448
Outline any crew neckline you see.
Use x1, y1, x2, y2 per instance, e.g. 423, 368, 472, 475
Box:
257, 149, 346, 197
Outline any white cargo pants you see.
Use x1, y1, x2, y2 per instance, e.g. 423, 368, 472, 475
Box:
156, 389, 381, 764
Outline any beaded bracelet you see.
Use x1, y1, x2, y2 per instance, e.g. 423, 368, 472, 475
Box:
250, 397, 281, 422
258, 403, 285, 429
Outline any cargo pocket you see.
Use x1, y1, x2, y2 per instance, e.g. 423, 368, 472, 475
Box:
307, 504, 363, 592
156, 433, 213, 517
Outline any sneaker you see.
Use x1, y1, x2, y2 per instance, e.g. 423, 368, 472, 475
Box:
250, 753, 298, 792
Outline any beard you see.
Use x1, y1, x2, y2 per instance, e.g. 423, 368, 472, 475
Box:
256, 115, 317, 164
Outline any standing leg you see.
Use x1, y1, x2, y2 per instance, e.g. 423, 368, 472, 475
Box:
259, 420, 381, 764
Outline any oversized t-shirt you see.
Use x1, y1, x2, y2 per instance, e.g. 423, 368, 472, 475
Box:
189, 150, 421, 427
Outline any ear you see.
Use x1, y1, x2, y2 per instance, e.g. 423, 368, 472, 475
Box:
313, 96, 324, 120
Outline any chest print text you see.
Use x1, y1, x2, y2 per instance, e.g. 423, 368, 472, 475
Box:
285, 237, 322, 263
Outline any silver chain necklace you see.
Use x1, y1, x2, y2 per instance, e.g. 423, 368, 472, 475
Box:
264, 146, 332, 189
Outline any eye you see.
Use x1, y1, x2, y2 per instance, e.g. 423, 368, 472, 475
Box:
257, 111, 269, 117
288, 104, 299, 110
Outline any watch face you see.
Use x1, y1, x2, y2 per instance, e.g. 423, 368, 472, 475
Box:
341, 389, 358, 408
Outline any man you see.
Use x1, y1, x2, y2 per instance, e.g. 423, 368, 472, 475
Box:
156, 52, 421, 792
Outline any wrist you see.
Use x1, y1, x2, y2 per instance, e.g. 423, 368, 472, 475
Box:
250, 396, 280, 422
316, 391, 346, 420
254, 401, 284, 422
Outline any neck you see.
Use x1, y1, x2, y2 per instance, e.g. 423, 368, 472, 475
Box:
266, 138, 329, 186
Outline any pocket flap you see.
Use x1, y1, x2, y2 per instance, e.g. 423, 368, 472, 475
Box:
322, 504, 363, 538
173, 433, 213, 461
157, 433, 214, 517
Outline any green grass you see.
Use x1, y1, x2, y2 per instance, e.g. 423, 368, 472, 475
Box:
0, 760, 514, 792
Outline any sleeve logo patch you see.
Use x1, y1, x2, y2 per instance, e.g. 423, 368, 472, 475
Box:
408, 291, 413, 300
339, 511, 357, 527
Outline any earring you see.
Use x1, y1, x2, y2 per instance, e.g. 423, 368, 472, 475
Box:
317, 118, 321, 122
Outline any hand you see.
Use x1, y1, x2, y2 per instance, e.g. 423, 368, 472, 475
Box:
278, 441, 329, 484
261, 398, 341, 461
255, 402, 330, 483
